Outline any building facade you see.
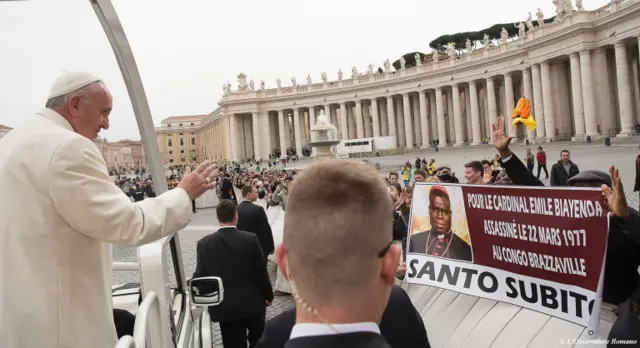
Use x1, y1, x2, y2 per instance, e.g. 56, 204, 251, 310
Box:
218, 0, 640, 161
156, 115, 206, 165
94, 138, 146, 171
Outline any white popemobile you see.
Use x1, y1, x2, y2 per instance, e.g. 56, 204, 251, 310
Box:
95, 0, 619, 346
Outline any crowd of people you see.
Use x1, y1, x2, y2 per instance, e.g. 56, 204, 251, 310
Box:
2, 72, 639, 348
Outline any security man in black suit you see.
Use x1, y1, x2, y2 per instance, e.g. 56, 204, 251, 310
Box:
237, 185, 275, 260
271, 161, 401, 348
409, 186, 472, 261
257, 285, 430, 348
193, 199, 274, 348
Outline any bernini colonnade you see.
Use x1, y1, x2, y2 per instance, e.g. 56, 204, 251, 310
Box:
219, 1, 640, 161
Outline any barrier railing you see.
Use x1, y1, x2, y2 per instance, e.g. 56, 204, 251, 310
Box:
114, 336, 136, 348
133, 291, 163, 348
113, 291, 163, 348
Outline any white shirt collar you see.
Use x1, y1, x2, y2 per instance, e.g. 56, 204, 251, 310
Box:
290, 322, 380, 339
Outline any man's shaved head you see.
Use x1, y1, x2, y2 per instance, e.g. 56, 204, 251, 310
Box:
282, 160, 395, 305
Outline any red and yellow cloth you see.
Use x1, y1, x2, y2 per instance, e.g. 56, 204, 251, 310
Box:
512, 97, 537, 131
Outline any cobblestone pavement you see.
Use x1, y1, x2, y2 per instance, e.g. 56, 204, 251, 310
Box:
112, 143, 639, 346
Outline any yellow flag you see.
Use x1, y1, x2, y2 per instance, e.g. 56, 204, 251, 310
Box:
511, 97, 537, 131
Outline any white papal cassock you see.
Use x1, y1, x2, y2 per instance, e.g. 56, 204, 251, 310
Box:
0, 108, 192, 348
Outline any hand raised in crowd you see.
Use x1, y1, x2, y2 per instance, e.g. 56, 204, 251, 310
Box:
177, 161, 218, 200
492, 115, 515, 157
602, 165, 629, 218
482, 166, 493, 184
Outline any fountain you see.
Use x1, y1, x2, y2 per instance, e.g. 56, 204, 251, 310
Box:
307, 110, 341, 160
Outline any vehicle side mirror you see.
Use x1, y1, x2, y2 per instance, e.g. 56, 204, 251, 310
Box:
188, 277, 224, 307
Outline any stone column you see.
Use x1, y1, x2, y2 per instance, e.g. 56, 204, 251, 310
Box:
371, 98, 380, 137
531, 64, 547, 139
468, 81, 482, 145
411, 96, 422, 146
540, 62, 556, 140
355, 100, 364, 138
451, 84, 464, 146
429, 92, 437, 142
363, 104, 372, 138
504, 73, 515, 138
486, 77, 498, 128
435, 87, 447, 146
579, 50, 599, 137
261, 112, 271, 158
396, 98, 406, 146
293, 108, 303, 156
229, 114, 239, 161
251, 112, 261, 159
569, 53, 586, 138
340, 103, 348, 140
277, 110, 286, 159
419, 91, 430, 148
380, 101, 389, 136
446, 90, 455, 144
386, 96, 397, 145
402, 93, 414, 148
309, 106, 316, 129
614, 41, 634, 136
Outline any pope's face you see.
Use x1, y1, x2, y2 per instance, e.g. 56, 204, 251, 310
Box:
429, 196, 452, 234
69, 83, 112, 140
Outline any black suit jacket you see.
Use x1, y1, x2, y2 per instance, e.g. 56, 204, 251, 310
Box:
257, 285, 430, 348
237, 201, 275, 256
409, 230, 472, 262
284, 332, 391, 348
193, 227, 274, 322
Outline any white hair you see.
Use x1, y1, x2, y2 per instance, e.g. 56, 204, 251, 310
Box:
45, 81, 104, 109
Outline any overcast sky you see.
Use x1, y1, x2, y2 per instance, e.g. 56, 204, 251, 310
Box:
0, 0, 609, 141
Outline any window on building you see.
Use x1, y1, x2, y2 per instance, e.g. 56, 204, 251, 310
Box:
180, 138, 184, 146
191, 137, 196, 146
180, 149, 185, 154
167, 124, 172, 127
169, 159, 174, 163
180, 158, 186, 162
168, 150, 173, 155
168, 139, 172, 147
190, 123, 195, 126
191, 157, 196, 162
178, 123, 183, 127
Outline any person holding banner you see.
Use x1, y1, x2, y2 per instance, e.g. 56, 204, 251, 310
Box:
408, 186, 472, 262
491, 115, 640, 307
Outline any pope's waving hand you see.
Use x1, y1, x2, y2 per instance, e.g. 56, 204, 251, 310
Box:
0, 72, 216, 348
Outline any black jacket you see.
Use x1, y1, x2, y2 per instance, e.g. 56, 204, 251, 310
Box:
257, 285, 430, 348
193, 227, 274, 322
220, 178, 237, 202
501, 153, 640, 305
284, 332, 391, 348
237, 201, 275, 256
550, 160, 580, 186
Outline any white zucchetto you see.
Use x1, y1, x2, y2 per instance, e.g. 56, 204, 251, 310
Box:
47, 71, 101, 99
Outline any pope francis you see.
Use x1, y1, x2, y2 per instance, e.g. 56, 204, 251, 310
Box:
0, 72, 217, 348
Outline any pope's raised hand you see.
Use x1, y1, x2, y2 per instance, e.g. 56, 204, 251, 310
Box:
178, 161, 218, 200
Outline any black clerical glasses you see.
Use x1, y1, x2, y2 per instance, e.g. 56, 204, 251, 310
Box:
377, 242, 394, 258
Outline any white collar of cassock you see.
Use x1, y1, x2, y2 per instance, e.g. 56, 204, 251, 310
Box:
290, 322, 380, 339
